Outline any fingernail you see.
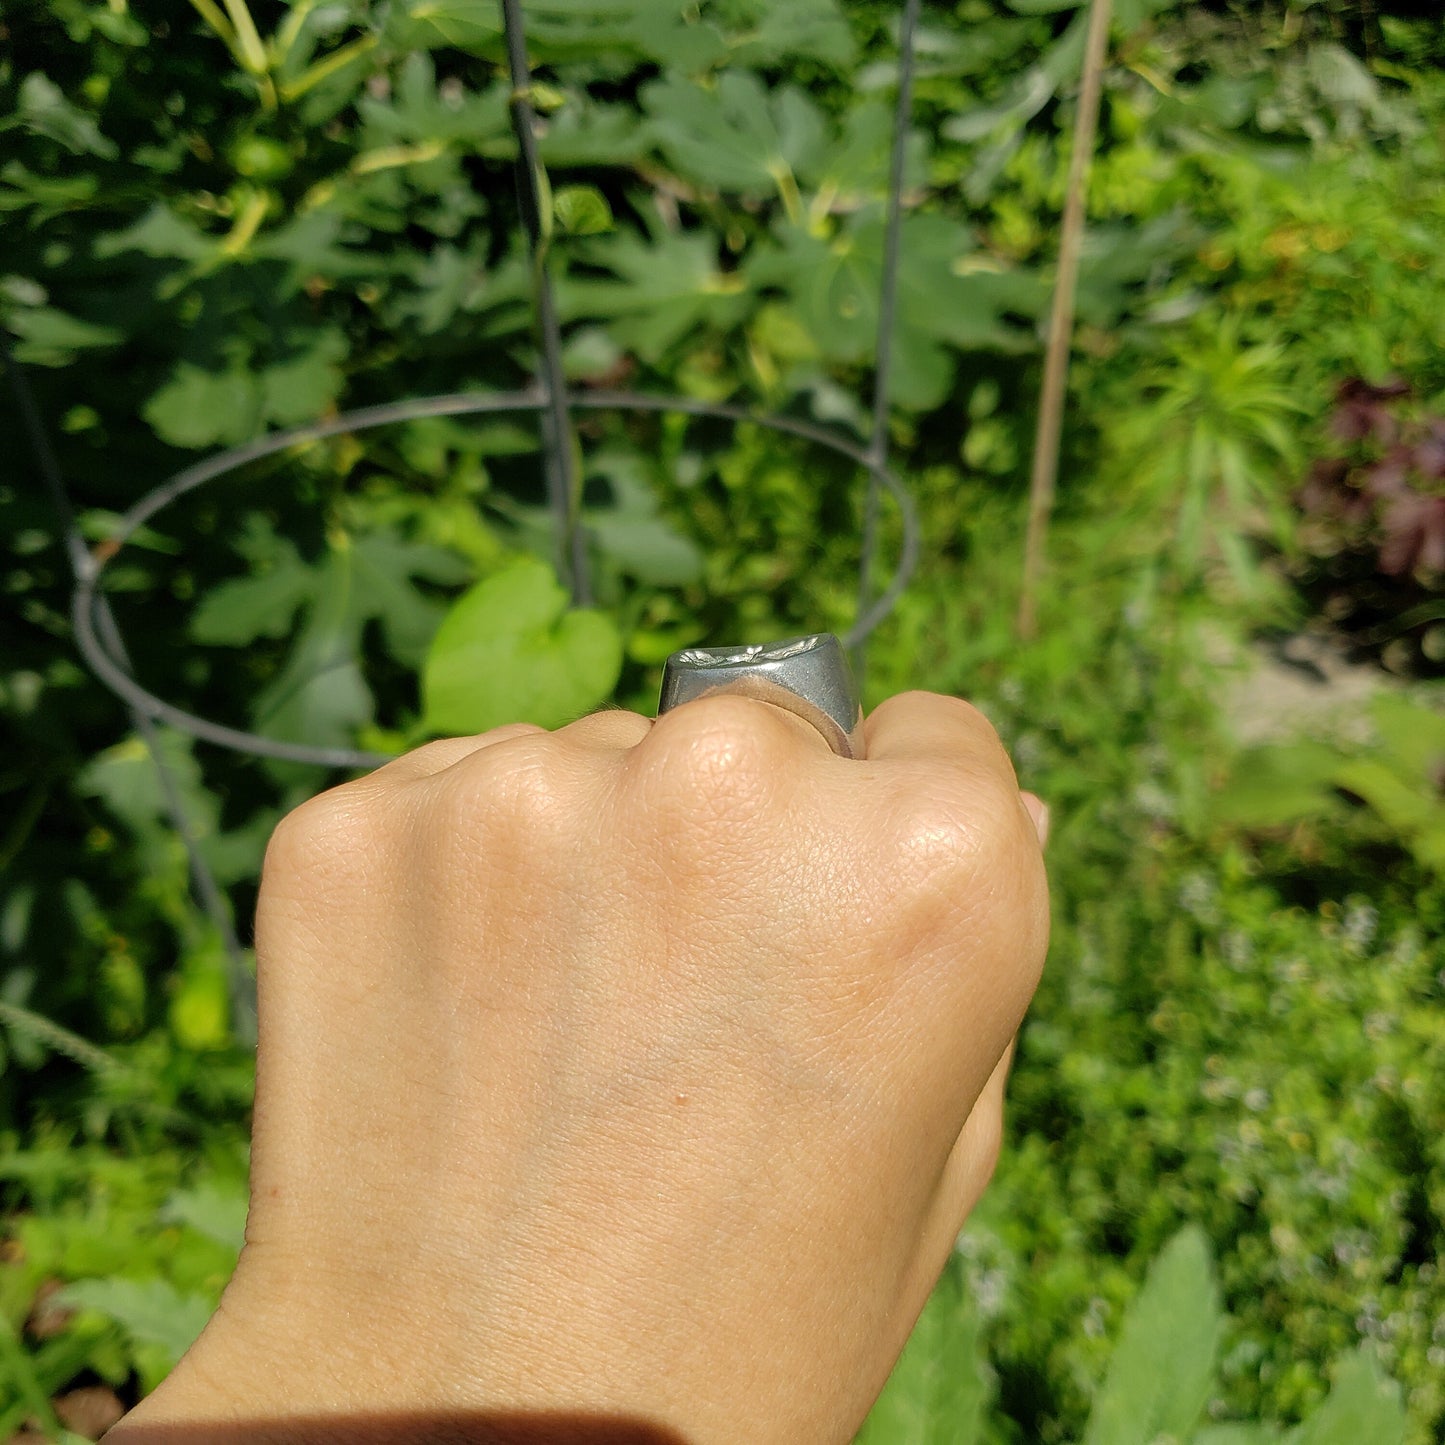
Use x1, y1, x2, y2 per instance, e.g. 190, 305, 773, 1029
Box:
1021, 792, 1050, 849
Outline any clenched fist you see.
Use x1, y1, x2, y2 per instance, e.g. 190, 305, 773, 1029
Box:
111, 690, 1049, 1445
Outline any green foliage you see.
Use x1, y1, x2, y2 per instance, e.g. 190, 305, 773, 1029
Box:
859, 1228, 1408, 1445
857, 1264, 995, 1445
1081, 1226, 1223, 1445
1213, 691, 1445, 875
3, 0, 1445, 1438
421, 556, 624, 734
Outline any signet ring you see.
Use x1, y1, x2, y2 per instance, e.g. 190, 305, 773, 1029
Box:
657, 633, 866, 760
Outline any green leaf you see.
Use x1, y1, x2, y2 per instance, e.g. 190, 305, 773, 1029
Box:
94, 203, 218, 263
143, 359, 261, 449
643, 72, 827, 198
358, 52, 508, 147
563, 224, 751, 362
1366, 693, 1445, 779
1209, 742, 1343, 830
1287, 1350, 1406, 1445
170, 934, 232, 1051
421, 557, 622, 734
191, 539, 315, 647
193, 522, 470, 748
755, 212, 1036, 411
256, 328, 349, 428
386, 0, 724, 69
1082, 1225, 1224, 1445
352, 530, 472, 667
585, 452, 704, 585
56, 1278, 214, 1365
855, 1263, 993, 1445
160, 1183, 249, 1255
1, 304, 122, 367
590, 514, 705, 585
722, 0, 855, 67
1333, 758, 1437, 836
79, 729, 220, 843
11, 73, 118, 158
554, 184, 614, 236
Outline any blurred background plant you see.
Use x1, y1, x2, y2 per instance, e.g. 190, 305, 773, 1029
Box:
2, 0, 1444, 1440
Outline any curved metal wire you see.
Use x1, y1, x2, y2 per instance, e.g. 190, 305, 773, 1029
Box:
67, 0, 926, 772
72, 387, 919, 770
3, 337, 258, 1045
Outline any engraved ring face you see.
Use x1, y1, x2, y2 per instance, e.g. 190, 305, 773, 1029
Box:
657, 632, 866, 759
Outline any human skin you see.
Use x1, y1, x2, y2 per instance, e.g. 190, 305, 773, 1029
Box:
107, 690, 1049, 1445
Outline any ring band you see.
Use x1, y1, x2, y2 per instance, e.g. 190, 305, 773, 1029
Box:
657, 633, 866, 759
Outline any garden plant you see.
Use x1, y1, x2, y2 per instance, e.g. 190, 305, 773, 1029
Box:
2, 0, 1444, 1441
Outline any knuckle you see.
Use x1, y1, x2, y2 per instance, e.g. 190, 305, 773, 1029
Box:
644, 694, 795, 802
263, 785, 379, 887
888, 770, 1008, 873
436, 730, 570, 837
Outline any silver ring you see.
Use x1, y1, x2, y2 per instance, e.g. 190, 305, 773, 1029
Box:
657, 633, 866, 759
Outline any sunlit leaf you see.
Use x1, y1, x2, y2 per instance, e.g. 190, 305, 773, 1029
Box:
422, 556, 622, 734
1081, 1225, 1223, 1445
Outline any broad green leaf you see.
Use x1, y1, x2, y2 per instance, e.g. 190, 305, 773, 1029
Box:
146, 331, 347, 448
256, 328, 349, 428
1366, 693, 1445, 780
563, 225, 751, 361
11, 73, 118, 158
78, 731, 218, 841
2, 304, 122, 367
170, 934, 232, 1051
1332, 758, 1437, 836
554, 184, 614, 236
585, 452, 705, 585
811, 99, 927, 208
537, 96, 653, 166
239, 529, 467, 746
589, 514, 705, 585
352, 530, 472, 667
161, 1183, 249, 1255
643, 72, 828, 199
252, 550, 374, 746
191, 536, 315, 647
1208, 743, 1343, 830
422, 556, 622, 734
1287, 1350, 1406, 1445
358, 52, 508, 147
721, 0, 855, 67
143, 359, 261, 449
57, 1278, 214, 1365
94, 203, 218, 263
855, 1263, 993, 1445
1082, 1225, 1223, 1445
754, 212, 1036, 411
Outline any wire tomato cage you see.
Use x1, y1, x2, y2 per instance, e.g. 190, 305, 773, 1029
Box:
10, 0, 926, 1039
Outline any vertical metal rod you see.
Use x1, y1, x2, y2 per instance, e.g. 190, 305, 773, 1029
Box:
853, 0, 922, 686
500, 0, 591, 606
1017, 0, 1112, 639
3, 339, 258, 1046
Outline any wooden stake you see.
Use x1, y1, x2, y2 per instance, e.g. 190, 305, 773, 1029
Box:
1016, 0, 1113, 639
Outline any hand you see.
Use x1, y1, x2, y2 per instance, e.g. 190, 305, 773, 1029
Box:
110, 691, 1049, 1445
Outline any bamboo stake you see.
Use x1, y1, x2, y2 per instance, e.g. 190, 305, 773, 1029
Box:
1016, 0, 1113, 639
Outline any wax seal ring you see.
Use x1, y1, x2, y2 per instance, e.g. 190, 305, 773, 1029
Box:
658, 633, 866, 759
